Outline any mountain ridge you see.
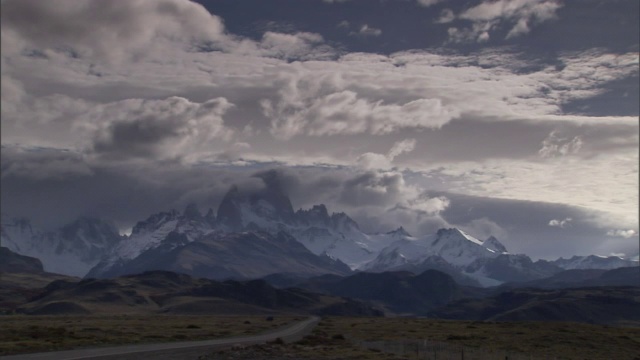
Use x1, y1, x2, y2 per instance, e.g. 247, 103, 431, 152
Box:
10, 270, 383, 317
3, 179, 638, 284
1, 215, 123, 276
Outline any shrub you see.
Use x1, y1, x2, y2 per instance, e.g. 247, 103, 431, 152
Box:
270, 337, 284, 345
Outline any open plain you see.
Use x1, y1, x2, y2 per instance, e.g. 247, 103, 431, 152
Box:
3, 315, 639, 360
0, 315, 299, 356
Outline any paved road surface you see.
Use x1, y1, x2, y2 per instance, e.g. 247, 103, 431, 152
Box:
2, 316, 320, 360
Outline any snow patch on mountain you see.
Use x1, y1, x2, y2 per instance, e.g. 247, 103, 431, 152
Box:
12, 175, 636, 286
428, 228, 499, 267
289, 219, 375, 268
482, 236, 508, 253
98, 207, 216, 266
1, 215, 122, 276
361, 228, 499, 269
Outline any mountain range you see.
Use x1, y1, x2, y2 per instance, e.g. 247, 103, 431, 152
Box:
1, 215, 123, 276
2, 172, 638, 285
3, 246, 637, 324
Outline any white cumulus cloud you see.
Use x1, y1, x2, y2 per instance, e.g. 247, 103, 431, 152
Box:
0, 0, 231, 64
549, 217, 572, 228
357, 138, 417, 170
446, 0, 562, 43
417, 0, 447, 7
351, 24, 382, 37
435, 9, 456, 24
606, 229, 637, 238
539, 131, 584, 158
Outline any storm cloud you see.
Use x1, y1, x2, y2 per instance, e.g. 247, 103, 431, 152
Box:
1, 0, 638, 261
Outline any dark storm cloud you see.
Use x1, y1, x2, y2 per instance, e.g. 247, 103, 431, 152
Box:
0, 148, 292, 229
340, 172, 405, 207
1, 0, 637, 261
90, 97, 233, 160
244, 167, 416, 214
1, 147, 262, 230
2, 146, 636, 259
245, 168, 451, 236
1, 146, 93, 181
1, 148, 428, 232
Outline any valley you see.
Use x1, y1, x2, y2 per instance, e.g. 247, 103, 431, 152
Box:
2, 0, 638, 359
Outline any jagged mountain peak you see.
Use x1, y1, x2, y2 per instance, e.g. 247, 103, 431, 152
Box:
216, 186, 243, 230
2, 215, 124, 277
203, 208, 216, 226
435, 228, 483, 246
301, 204, 330, 216
551, 255, 639, 270
330, 212, 360, 232
386, 226, 412, 237
131, 209, 181, 236
251, 170, 295, 219
296, 204, 331, 227
362, 247, 408, 271
482, 236, 508, 253
217, 178, 296, 231
89, 229, 352, 280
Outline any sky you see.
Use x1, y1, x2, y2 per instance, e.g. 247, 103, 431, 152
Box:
1, 0, 638, 260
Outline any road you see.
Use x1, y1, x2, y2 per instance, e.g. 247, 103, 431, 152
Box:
2, 316, 320, 360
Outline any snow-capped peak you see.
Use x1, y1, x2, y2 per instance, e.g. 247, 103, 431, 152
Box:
104, 208, 216, 263
386, 226, 412, 238
482, 236, 508, 253
435, 228, 484, 246
295, 204, 331, 228
552, 255, 638, 270
216, 178, 296, 231
131, 210, 180, 236
1, 215, 123, 277
361, 247, 408, 271
330, 212, 360, 232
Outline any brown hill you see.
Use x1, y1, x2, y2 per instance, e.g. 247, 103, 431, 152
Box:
15, 270, 383, 317
0, 247, 79, 312
0, 247, 43, 273
430, 286, 640, 325
293, 269, 488, 315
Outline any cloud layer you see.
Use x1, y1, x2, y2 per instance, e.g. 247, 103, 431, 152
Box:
1, 0, 637, 260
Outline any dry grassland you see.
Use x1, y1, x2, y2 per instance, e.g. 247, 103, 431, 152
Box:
0, 314, 299, 356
